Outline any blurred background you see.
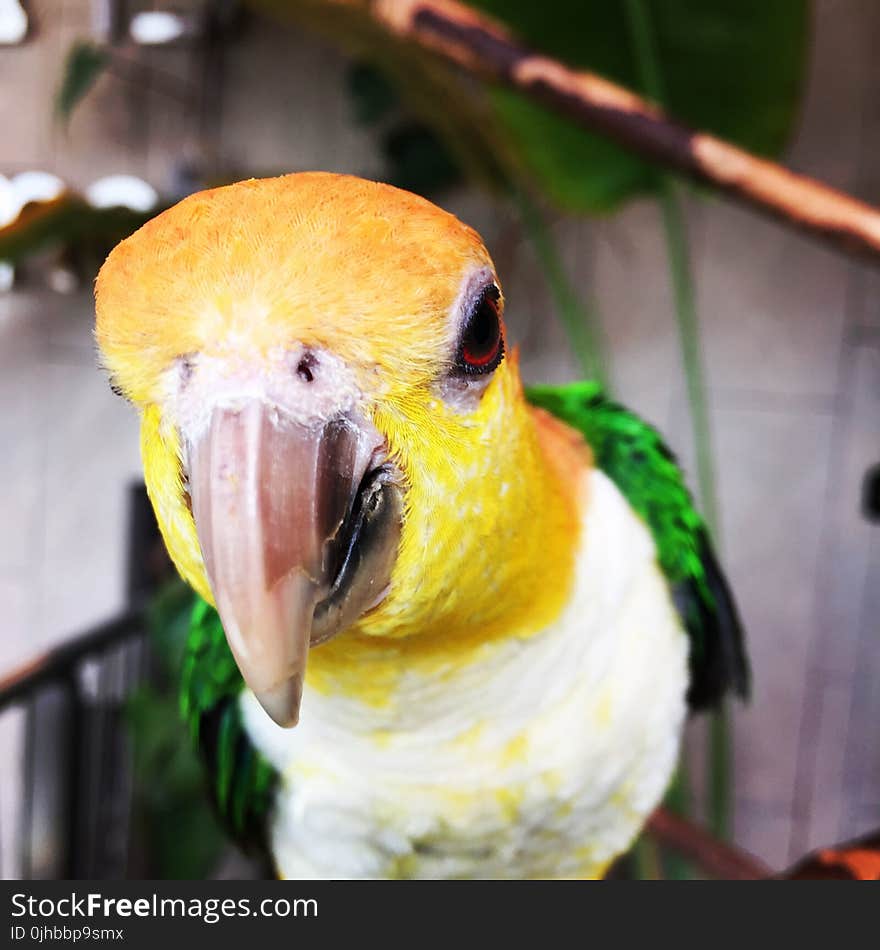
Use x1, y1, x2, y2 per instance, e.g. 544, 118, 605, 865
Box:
0, 0, 878, 879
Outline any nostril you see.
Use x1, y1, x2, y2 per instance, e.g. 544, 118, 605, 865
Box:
296, 351, 318, 383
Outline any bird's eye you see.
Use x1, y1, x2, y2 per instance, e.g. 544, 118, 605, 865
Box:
456, 284, 503, 375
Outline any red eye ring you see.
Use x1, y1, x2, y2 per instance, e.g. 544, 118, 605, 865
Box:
456, 285, 504, 375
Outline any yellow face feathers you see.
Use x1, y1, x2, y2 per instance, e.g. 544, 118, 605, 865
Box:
140, 403, 211, 604
308, 355, 585, 704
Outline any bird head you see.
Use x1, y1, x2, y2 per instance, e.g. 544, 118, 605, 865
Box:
96, 173, 578, 727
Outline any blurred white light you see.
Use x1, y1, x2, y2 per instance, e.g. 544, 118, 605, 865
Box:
11, 171, 66, 207
86, 175, 159, 212
48, 267, 79, 295
0, 0, 27, 46
130, 11, 187, 45
0, 174, 14, 294
0, 174, 18, 227
0, 171, 67, 234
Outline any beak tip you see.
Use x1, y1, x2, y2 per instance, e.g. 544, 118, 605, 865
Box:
255, 674, 304, 729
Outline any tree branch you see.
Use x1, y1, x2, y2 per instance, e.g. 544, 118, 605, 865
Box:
647, 807, 771, 880
337, 0, 880, 262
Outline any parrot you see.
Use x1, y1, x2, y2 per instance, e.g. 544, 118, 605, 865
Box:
94, 172, 748, 879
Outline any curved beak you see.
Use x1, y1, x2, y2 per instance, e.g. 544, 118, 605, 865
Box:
187, 402, 401, 727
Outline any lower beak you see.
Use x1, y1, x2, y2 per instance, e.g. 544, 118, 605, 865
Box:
187, 401, 401, 727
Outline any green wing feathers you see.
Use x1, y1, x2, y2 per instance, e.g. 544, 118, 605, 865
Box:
526, 381, 749, 709
181, 598, 278, 849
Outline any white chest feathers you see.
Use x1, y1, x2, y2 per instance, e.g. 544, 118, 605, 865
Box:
241, 469, 689, 879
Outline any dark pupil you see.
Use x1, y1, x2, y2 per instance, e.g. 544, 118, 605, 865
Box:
471, 307, 494, 347
464, 298, 499, 362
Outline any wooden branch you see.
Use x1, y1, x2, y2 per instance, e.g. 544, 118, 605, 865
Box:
647, 807, 771, 880
779, 828, 880, 880
334, 0, 880, 262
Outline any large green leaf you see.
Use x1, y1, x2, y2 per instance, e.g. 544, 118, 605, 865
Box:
472, 0, 810, 212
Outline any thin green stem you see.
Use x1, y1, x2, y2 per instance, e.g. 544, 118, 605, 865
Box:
708, 700, 731, 837
661, 768, 695, 879
623, 0, 728, 839
632, 833, 665, 880
656, 182, 720, 532
514, 189, 609, 387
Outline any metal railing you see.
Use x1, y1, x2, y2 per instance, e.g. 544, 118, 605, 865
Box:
0, 485, 167, 879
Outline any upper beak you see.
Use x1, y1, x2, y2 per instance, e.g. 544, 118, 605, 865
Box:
187, 400, 401, 727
